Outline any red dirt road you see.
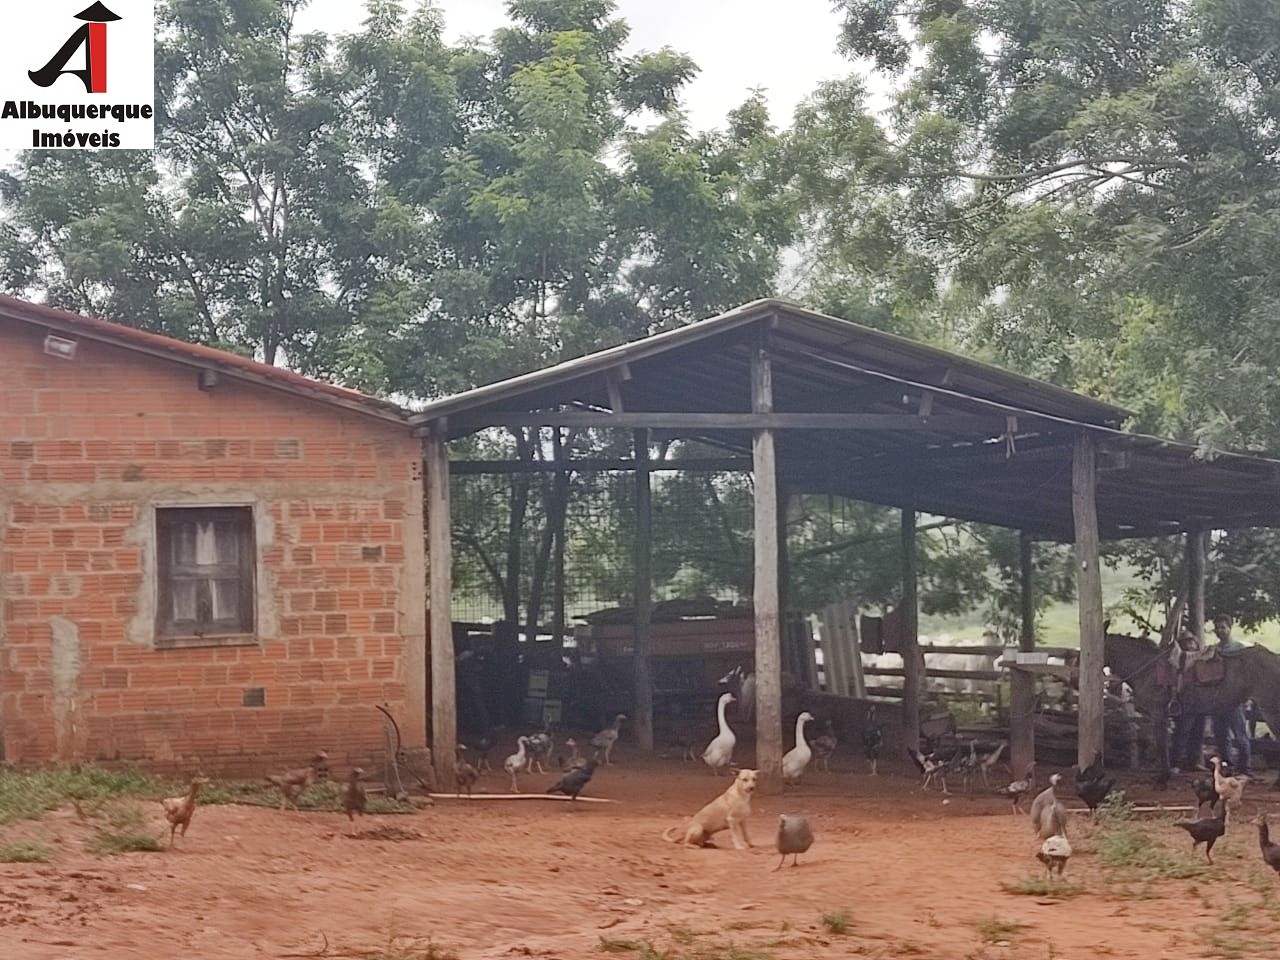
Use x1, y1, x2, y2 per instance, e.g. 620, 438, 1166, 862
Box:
2, 757, 1278, 959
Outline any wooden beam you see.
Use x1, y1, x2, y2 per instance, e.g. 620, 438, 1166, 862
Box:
424, 425, 456, 785
453, 411, 1022, 432
901, 505, 921, 751
1186, 524, 1206, 644
752, 344, 784, 790
1010, 531, 1036, 777
633, 429, 654, 753
1073, 431, 1106, 770
450, 457, 752, 475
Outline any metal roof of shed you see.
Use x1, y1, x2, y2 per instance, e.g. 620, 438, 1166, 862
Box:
413, 299, 1280, 541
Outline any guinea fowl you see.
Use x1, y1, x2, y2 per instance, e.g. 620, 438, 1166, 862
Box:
1174, 798, 1229, 863
1030, 774, 1068, 839
590, 714, 627, 765
781, 712, 815, 785
810, 720, 837, 774
774, 814, 814, 870
702, 692, 737, 775
907, 747, 953, 794
546, 759, 599, 802
504, 737, 530, 792
454, 745, 480, 798
1192, 776, 1221, 814
159, 776, 209, 849
1253, 814, 1280, 876
1036, 807, 1072, 881
342, 768, 367, 834
998, 764, 1036, 814
862, 706, 884, 776
1210, 755, 1246, 806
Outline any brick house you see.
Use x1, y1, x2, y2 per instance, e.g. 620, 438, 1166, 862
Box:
0, 296, 427, 773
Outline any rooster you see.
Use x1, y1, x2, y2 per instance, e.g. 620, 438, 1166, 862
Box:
998, 764, 1036, 814
810, 719, 837, 774
160, 776, 209, 849
907, 747, 953, 794
454, 745, 480, 798
342, 768, 367, 835
1072, 750, 1114, 819
1174, 798, 1228, 863
265, 751, 329, 812
1254, 814, 1280, 876
862, 706, 884, 776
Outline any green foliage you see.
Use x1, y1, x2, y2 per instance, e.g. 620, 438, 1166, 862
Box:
0, 765, 162, 826
974, 917, 1029, 943
86, 802, 162, 855
0, 840, 55, 863
1000, 876, 1085, 898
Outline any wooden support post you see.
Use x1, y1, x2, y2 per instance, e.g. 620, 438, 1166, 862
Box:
424, 424, 456, 785
633, 429, 655, 753
1073, 431, 1106, 769
752, 343, 783, 788
1186, 524, 1206, 645
901, 506, 921, 751
1009, 531, 1036, 777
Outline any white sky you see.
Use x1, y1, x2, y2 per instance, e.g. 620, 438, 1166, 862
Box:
297, 0, 854, 131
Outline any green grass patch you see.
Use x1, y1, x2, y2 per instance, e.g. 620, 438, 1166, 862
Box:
974, 917, 1029, 943
0, 840, 54, 863
1094, 792, 1209, 882
1000, 875, 1086, 898
0, 765, 412, 827
86, 802, 161, 855
0, 765, 163, 826
820, 910, 853, 935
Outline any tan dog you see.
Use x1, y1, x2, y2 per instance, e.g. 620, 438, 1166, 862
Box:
662, 768, 757, 849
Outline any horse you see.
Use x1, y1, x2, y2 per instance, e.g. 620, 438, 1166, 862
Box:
1104, 633, 1280, 784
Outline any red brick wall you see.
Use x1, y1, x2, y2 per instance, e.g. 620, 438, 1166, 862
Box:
0, 318, 426, 773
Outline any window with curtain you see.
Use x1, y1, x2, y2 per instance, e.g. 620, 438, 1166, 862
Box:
155, 506, 255, 646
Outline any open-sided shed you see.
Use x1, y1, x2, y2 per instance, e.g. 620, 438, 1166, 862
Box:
413, 299, 1280, 784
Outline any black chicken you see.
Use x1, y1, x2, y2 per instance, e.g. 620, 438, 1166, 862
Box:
1191, 777, 1221, 814
1077, 776, 1115, 818
546, 759, 599, 801
1255, 814, 1280, 876
1174, 799, 1228, 863
863, 706, 884, 776
1074, 750, 1105, 787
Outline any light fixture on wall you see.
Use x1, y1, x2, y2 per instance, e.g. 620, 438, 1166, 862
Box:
198, 369, 220, 391
43, 334, 78, 359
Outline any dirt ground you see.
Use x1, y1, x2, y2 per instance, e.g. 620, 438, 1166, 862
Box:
2, 754, 1279, 960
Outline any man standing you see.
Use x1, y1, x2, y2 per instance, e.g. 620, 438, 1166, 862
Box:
1169, 627, 1206, 773
1209, 614, 1251, 776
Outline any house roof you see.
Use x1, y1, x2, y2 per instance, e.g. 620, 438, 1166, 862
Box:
0, 295, 411, 425
412, 298, 1131, 428
412, 298, 1280, 541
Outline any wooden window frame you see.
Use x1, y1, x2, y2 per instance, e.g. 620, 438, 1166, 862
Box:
154, 505, 257, 649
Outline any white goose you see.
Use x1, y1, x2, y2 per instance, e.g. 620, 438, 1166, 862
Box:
702, 692, 737, 775
781, 711, 815, 784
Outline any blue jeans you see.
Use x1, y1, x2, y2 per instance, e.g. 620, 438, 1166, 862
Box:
1212, 707, 1252, 774
1172, 713, 1206, 768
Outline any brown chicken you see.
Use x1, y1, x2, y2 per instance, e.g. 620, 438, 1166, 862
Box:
454, 746, 479, 798
160, 776, 209, 848
265, 751, 329, 811
343, 767, 367, 834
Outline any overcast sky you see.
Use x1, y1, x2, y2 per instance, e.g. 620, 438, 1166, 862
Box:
296, 0, 854, 131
